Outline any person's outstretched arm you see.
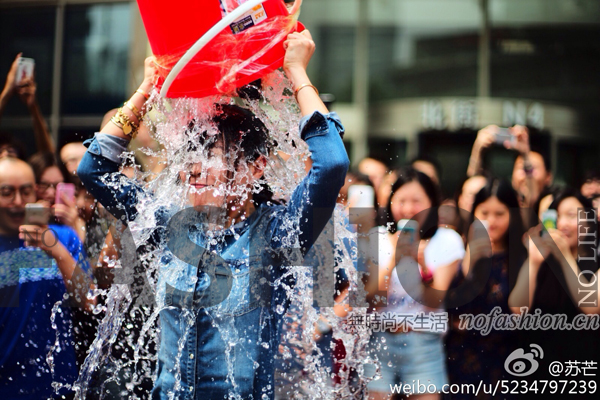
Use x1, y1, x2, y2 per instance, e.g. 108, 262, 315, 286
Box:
466, 125, 495, 177
0, 54, 55, 153
0, 54, 20, 122
17, 76, 55, 153
272, 30, 350, 254
19, 223, 94, 310
77, 58, 155, 222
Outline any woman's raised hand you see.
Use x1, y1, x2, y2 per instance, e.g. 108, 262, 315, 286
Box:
141, 56, 158, 92
283, 30, 315, 75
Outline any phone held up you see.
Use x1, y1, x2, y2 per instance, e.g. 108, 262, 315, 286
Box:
55, 183, 75, 205
397, 219, 418, 244
541, 209, 557, 237
494, 128, 516, 147
16, 57, 35, 84
24, 203, 51, 226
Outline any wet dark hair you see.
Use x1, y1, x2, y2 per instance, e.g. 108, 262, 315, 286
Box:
214, 104, 271, 162
385, 166, 440, 239
28, 151, 70, 183
471, 178, 525, 252
186, 104, 271, 164
185, 104, 276, 206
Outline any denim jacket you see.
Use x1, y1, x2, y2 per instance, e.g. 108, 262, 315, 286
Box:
77, 111, 349, 399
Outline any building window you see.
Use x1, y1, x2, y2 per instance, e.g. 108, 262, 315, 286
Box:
62, 2, 132, 115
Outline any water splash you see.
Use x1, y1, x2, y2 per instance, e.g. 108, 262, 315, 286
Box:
62, 69, 377, 399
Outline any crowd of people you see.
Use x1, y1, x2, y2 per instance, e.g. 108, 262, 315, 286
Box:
1, 32, 599, 400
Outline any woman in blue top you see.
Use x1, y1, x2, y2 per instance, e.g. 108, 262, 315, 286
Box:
77, 30, 349, 399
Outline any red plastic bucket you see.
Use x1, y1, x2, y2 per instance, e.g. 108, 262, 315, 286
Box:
137, 0, 304, 98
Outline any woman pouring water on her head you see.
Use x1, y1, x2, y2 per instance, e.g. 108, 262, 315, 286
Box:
77, 29, 350, 399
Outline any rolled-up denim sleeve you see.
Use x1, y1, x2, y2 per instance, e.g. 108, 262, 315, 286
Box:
86, 133, 130, 164
77, 133, 142, 222
272, 111, 350, 254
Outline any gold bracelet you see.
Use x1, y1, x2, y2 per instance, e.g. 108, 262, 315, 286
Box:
124, 101, 141, 121
294, 83, 318, 102
110, 108, 139, 139
136, 88, 150, 100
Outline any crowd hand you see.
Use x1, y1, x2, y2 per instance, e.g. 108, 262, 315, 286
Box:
36, 199, 51, 208
393, 230, 418, 260
53, 192, 79, 228
525, 226, 570, 268
472, 125, 498, 154
19, 224, 56, 254
464, 237, 493, 273
507, 125, 530, 155
1, 53, 21, 98
17, 77, 36, 108
545, 228, 572, 261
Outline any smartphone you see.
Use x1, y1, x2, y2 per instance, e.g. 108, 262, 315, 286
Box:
397, 219, 418, 244
541, 209, 557, 236
24, 203, 51, 225
494, 128, 516, 146
55, 182, 75, 205
348, 185, 374, 208
16, 57, 35, 84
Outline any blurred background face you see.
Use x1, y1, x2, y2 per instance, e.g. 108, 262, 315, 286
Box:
412, 160, 439, 185
179, 146, 229, 208
556, 197, 582, 251
512, 152, 551, 199
358, 158, 386, 195
581, 179, 600, 199
458, 176, 487, 213
60, 142, 87, 175
36, 166, 64, 205
473, 196, 510, 244
390, 180, 432, 224
0, 160, 37, 235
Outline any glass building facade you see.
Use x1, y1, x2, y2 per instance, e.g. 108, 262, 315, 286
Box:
1, 0, 599, 192
0, 0, 144, 153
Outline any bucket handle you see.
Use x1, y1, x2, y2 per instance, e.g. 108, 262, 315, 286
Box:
160, 0, 268, 97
